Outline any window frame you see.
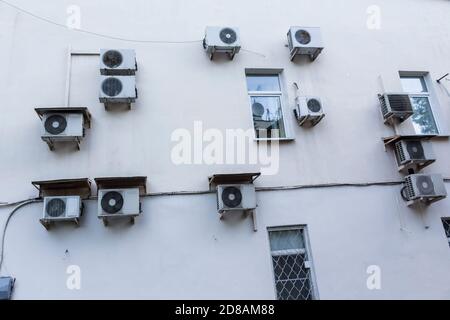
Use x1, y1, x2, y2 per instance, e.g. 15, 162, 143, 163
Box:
267, 225, 319, 300
245, 70, 294, 141
399, 72, 441, 135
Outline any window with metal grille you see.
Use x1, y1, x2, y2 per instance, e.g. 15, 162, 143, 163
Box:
268, 226, 317, 300
441, 218, 450, 247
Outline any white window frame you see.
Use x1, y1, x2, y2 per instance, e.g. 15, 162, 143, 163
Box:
399, 72, 441, 135
267, 225, 319, 300
245, 70, 294, 141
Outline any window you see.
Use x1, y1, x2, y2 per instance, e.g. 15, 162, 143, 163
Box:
400, 74, 439, 135
268, 226, 317, 300
246, 73, 288, 139
441, 218, 450, 247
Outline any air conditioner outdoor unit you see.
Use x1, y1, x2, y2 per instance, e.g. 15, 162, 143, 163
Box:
403, 174, 447, 206
99, 76, 137, 109
287, 26, 323, 61
40, 196, 82, 229
100, 49, 137, 75
217, 184, 256, 213
41, 113, 84, 140
294, 96, 325, 127
394, 140, 436, 173
378, 93, 414, 124
0, 277, 14, 300
98, 188, 141, 224
203, 26, 241, 60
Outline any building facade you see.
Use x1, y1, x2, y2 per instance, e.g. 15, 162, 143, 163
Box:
0, 0, 450, 299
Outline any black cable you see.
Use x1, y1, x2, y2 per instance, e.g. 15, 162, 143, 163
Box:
0, 198, 41, 208
400, 186, 410, 202
3, 178, 450, 205
256, 180, 404, 192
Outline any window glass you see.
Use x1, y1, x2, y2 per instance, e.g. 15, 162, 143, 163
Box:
269, 229, 305, 251
442, 219, 450, 238
400, 76, 428, 93
246, 75, 281, 92
441, 219, 450, 248
250, 96, 286, 138
410, 97, 438, 134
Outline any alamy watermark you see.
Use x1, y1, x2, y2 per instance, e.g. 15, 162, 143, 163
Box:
66, 265, 81, 290
366, 5, 381, 30
66, 5, 81, 30
171, 121, 280, 175
366, 265, 381, 290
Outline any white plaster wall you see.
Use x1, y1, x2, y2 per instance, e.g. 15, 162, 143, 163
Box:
0, 0, 450, 299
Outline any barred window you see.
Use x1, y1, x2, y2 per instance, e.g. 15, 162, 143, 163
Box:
268, 227, 317, 300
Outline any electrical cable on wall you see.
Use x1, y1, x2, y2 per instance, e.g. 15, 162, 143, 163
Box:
0, 178, 449, 274
2, 178, 450, 205
0, 0, 266, 58
0, 200, 39, 274
0, 0, 202, 44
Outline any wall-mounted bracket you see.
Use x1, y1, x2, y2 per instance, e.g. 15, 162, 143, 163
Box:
94, 176, 147, 196
381, 134, 436, 151
208, 172, 261, 191
35, 107, 92, 129
31, 178, 92, 199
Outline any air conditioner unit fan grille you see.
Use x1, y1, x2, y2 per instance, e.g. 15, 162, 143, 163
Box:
307, 98, 322, 113
219, 28, 237, 44
45, 115, 67, 135
221, 186, 242, 208
46, 198, 66, 217
295, 29, 311, 45
102, 50, 123, 68
102, 77, 123, 97
416, 175, 435, 195
101, 191, 124, 214
406, 141, 425, 160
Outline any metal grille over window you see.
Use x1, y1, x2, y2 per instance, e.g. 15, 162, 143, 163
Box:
269, 228, 315, 300
441, 218, 450, 247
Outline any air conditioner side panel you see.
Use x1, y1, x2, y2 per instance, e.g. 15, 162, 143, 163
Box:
121, 188, 140, 214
